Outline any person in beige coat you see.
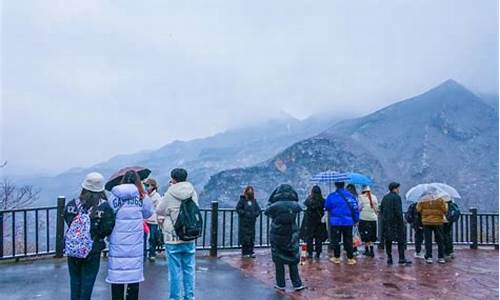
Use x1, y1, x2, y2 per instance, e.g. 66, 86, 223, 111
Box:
156, 168, 198, 300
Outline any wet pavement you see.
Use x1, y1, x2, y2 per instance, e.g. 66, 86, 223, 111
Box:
221, 247, 499, 300
0, 255, 287, 300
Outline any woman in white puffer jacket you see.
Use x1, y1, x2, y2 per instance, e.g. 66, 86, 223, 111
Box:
106, 170, 153, 300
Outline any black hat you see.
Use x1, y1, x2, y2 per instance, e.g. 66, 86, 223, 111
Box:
388, 182, 400, 191
171, 168, 188, 182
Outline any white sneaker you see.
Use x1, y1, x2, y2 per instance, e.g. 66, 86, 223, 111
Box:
425, 258, 433, 264
438, 258, 446, 264
414, 252, 425, 259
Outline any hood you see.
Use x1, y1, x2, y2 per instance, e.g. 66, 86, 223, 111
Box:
268, 184, 299, 204
167, 182, 196, 201
111, 184, 139, 199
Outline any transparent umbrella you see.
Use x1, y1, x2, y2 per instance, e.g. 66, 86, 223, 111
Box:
405, 183, 452, 203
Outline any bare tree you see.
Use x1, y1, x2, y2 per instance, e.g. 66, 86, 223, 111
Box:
0, 178, 40, 210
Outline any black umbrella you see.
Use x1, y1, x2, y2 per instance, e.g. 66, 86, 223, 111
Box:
105, 166, 152, 191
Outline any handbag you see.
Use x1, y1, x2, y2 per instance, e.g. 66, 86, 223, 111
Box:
352, 226, 362, 248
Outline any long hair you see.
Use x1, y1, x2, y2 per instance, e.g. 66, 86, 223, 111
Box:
121, 170, 146, 199
243, 186, 255, 200
310, 185, 323, 201
80, 189, 107, 210
362, 190, 374, 209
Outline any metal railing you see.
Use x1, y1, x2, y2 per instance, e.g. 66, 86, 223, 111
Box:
0, 198, 498, 260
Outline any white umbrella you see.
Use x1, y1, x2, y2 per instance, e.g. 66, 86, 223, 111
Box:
429, 183, 461, 199
406, 183, 452, 203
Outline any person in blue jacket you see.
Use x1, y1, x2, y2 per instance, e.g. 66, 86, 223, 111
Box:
325, 181, 360, 265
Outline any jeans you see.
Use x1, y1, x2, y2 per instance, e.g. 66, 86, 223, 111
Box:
424, 225, 444, 259
306, 238, 322, 256
242, 242, 254, 256
385, 239, 406, 261
166, 242, 196, 300
111, 283, 139, 300
442, 223, 454, 256
331, 225, 353, 259
414, 227, 424, 254
67, 254, 101, 300
275, 262, 302, 288
148, 224, 160, 257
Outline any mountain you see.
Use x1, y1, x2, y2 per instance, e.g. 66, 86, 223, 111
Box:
21, 112, 342, 206
202, 80, 499, 212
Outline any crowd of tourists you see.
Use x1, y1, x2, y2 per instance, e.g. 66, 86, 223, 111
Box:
62, 168, 460, 299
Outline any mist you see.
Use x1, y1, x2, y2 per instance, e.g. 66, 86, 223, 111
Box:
1, 0, 498, 176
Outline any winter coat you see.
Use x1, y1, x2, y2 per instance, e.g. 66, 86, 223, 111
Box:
64, 198, 116, 257
417, 199, 448, 226
299, 195, 327, 242
265, 184, 302, 265
106, 184, 153, 284
359, 193, 379, 221
380, 192, 405, 242
156, 181, 199, 245
146, 191, 162, 225
325, 188, 360, 226
236, 196, 261, 246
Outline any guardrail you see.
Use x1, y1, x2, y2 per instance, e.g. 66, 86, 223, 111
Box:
0, 198, 498, 260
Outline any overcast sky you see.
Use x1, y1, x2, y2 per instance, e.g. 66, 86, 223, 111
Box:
1, 0, 498, 176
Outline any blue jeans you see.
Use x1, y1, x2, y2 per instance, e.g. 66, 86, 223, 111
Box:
166, 243, 196, 300
148, 224, 159, 257
67, 254, 101, 300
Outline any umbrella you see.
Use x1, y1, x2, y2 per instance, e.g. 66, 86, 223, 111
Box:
405, 183, 452, 203
430, 183, 461, 199
105, 166, 151, 191
310, 171, 373, 186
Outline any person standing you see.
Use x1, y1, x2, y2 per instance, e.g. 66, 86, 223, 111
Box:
299, 185, 327, 259
156, 168, 199, 300
325, 181, 360, 265
106, 170, 153, 300
358, 186, 378, 257
64, 172, 115, 300
443, 200, 460, 260
417, 196, 448, 264
380, 182, 412, 265
236, 186, 261, 258
265, 184, 306, 292
405, 202, 424, 259
144, 178, 162, 262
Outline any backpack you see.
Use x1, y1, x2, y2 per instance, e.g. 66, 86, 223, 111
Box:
174, 198, 203, 241
64, 199, 94, 258
405, 203, 417, 224
446, 202, 461, 223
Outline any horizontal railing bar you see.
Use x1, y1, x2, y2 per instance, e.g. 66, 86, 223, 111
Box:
0, 206, 57, 214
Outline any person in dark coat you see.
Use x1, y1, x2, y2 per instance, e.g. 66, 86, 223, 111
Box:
236, 186, 261, 258
380, 182, 411, 265
300, 185, 327, 259
64, 172, 116, 300
265, 184, 306, 292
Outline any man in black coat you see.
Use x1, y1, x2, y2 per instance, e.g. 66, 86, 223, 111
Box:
265, 184, 306, 292
380, 182, 412, 265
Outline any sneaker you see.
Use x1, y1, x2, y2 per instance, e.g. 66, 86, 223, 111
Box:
274, 285, 285, 291
250, 253, 256, 258
444, 255, 452, 262
449, 252, 456, 259
242, 254, 251, 258
438, 258, 446, 264
387, 258, 393, 265
398, 259, 412, 265
330, 257, 341, 264
148, 256, 156, 262
414, 252, 425, 259
353, 250, 360, 257
425, 258, 433, 264
347, 258, 357, 265
293, 285, 307, 291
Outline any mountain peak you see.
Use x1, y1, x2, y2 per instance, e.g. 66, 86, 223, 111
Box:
428, 79, 472, 95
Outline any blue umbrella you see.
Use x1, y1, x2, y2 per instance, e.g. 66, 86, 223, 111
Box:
310, 171, 373, 186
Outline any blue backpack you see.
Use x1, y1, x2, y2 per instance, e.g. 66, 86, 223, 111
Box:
64, 199, 94, 258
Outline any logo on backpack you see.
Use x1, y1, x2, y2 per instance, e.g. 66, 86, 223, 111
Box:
174, 198, 203, 241
64, 199, 94, 258
446, 202, 461, 223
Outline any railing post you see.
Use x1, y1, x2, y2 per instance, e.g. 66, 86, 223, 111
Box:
55, 196, 66, 258
210, 201, 219, 257
470, 208, 478, 249
0, 212, 3, 258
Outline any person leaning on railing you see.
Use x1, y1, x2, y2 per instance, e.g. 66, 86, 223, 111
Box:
64, 172, 116, 300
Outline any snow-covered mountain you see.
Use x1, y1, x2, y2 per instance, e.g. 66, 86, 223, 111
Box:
202, 80, 499, 212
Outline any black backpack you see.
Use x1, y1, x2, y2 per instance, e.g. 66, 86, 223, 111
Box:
174, 198, 203, 241
446, 202, 461, 223
405, 203, 417, 224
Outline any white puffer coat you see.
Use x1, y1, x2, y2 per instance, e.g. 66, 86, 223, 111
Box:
106, 184, 153, 284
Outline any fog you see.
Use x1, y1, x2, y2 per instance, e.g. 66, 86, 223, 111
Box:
1, 0, 498, 176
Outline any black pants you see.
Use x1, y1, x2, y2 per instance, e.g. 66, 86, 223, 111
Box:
414, 227, 424, 254
331, 226, 353, 259
67, 254, 101, 300
385, 239, 406, 261
306, 238, 322, 256
275, 262, 302, 288
111, 283, 139, 300
242, 242, 255, 255
424, 225, 444, 259
442, 223, 454, 256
